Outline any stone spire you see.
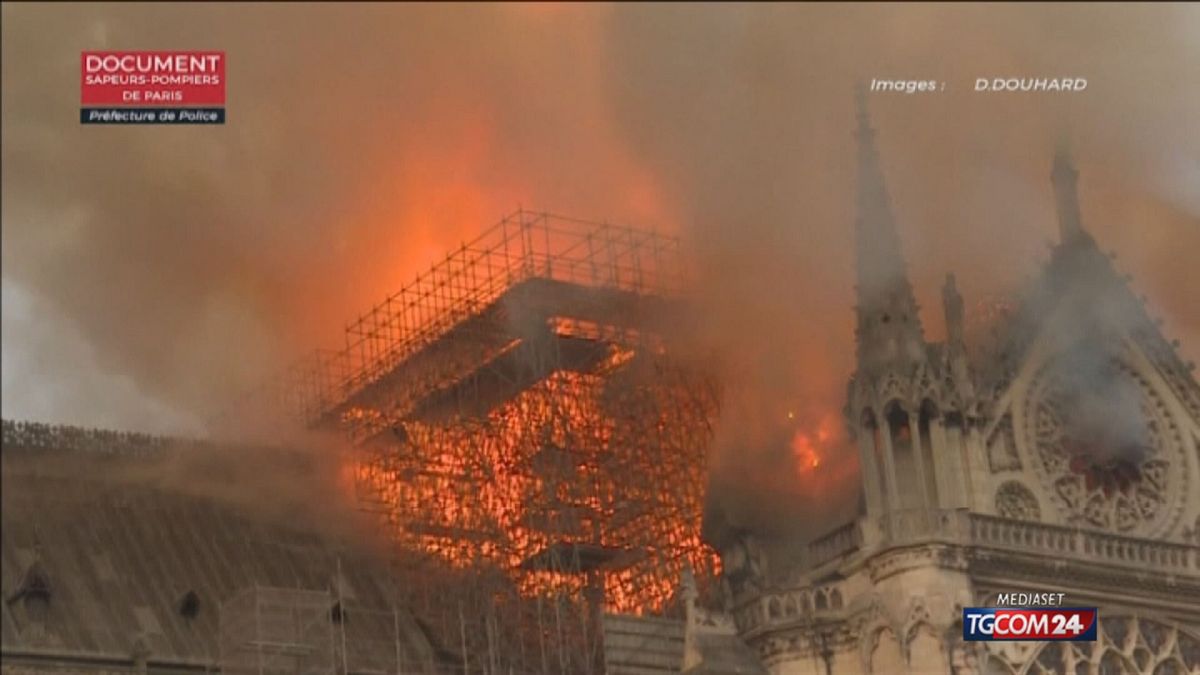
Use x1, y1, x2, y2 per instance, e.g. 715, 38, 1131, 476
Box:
1051, 141, 1085, 243
943, 273, 973, 396
942, 273, 965, 347
853, 87, 925, 372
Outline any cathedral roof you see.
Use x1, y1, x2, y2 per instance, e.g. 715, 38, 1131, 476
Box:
0, 422, 445, 671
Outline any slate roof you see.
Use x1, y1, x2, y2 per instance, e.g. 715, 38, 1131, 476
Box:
0, 424, 446, 674
602, 614, 684, 675
600, 613, 767, 675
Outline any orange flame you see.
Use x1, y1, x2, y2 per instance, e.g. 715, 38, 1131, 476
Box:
791, 428, 823, 470
345, 367, 720, 615
784, 408, 865, 507
789, 409, 840, 475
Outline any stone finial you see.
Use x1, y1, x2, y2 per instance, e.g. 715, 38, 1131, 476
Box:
131, 632, 152, 675
1051, 141, 1085, 243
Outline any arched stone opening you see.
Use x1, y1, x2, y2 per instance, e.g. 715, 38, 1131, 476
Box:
870, 628, 904, 675
886, 401, 921, 510
908, 623, 945, 674
1023, 615, 1200, 675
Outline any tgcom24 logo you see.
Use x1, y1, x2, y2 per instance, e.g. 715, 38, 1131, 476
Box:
962, 607, 1099, 642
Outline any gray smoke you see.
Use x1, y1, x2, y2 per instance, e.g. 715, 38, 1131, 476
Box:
1056, 349, 1149, 467
998, 240, 1162, 471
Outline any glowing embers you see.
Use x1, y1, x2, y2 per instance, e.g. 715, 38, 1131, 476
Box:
782, 403, 840, 473
790, 412, 838, 473
353, 365, 719, 614
547, 316, 654, 348
1065, 450, 1142, 497
341, 406, 383, 427
547, 317, 642, 374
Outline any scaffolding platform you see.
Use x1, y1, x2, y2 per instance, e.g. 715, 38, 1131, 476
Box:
219, 586, 335, 675
221, 210, 721, 674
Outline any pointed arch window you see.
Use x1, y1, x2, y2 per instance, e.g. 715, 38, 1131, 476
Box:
886, 401, 921, 510
862, 409, 889, 507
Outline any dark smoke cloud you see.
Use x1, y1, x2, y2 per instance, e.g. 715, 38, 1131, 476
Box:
3, 5, 1198, 552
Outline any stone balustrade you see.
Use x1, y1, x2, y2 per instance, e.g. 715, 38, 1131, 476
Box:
1, 419, 191, 456
0, 419, 286, 458
742, 510, 1199, 633
872, 508, 1198, 575
807, 520, 863, 568
969, 512, 1198, 575
878, 507, 971, 544
734, 580, 848, 635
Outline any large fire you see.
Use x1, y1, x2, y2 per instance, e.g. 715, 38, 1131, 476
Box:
790, 411, 835, 472
349, 364, 721, 615
784, 407, 861, 511
254, 209, 724, 670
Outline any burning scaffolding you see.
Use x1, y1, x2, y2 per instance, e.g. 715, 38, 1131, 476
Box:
224, 211, 721, 672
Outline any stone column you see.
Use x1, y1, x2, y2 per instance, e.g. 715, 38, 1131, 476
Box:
879, 419, 900, 513
858, 424, 883, 516
909, 407, 931, 510
929, 418, 954, 508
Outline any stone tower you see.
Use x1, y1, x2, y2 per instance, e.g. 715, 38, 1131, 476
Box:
703, 99, 1200, 675
847, 91, 973, 525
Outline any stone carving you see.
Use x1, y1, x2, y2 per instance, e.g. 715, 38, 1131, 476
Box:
1185, 516, 1200, 545
1016, 616, 1199, 675
1025, 359, 1184, 535
987, 413, 1022, 473
994, 481, 1041, 521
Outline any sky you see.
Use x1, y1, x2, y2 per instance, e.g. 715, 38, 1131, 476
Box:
3, 3, 1198, 537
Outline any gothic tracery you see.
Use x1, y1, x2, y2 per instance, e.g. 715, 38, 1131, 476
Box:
995, 481, 1041, 521
1025, 358, 1183, 536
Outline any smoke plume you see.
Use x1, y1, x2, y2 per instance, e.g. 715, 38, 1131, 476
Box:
3, 4, 1198, 552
